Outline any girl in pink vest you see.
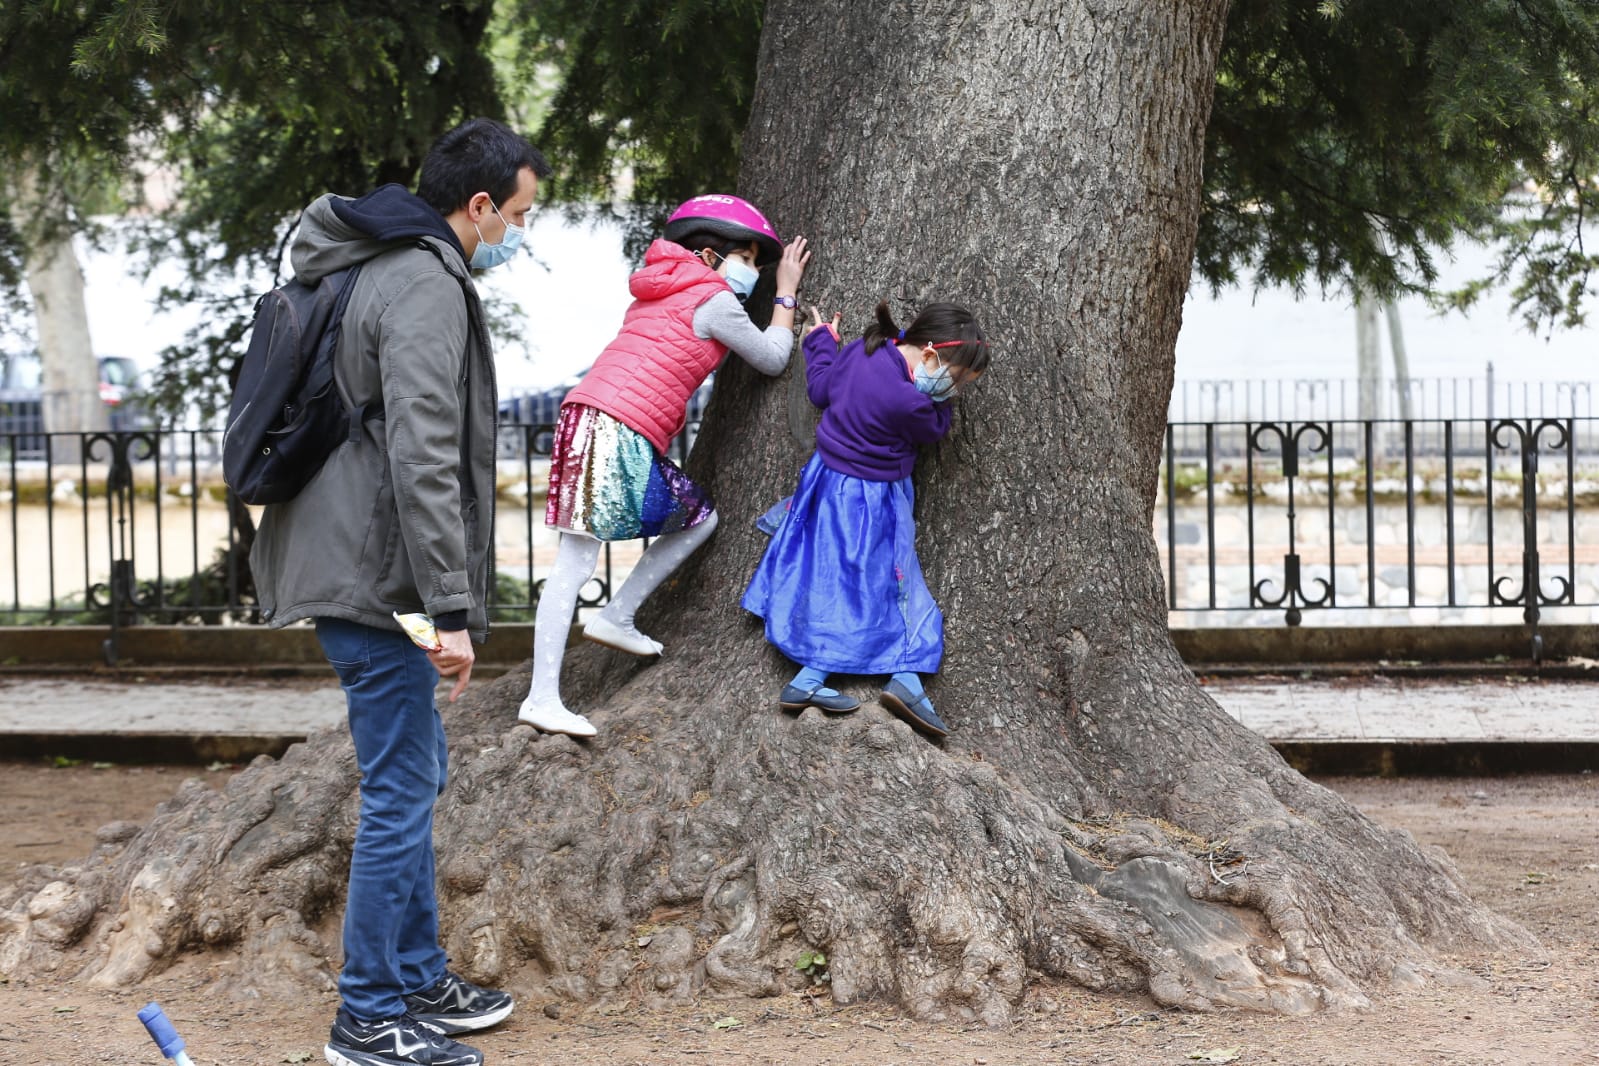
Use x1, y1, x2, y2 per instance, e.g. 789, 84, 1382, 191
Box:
520, 194, 812, 737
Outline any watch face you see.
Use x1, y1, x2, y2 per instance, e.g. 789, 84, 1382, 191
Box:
775, 296, 796, 308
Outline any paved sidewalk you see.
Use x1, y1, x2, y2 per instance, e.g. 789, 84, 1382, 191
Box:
0, 677, 348, 761
1206, 675, 1599, 743
0, 674, 1594, 766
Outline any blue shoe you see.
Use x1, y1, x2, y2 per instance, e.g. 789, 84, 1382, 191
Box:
779, 682, 861, 714
879, 680, 949, 738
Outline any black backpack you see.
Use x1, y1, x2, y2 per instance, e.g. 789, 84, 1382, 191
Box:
222, 264, 380, 505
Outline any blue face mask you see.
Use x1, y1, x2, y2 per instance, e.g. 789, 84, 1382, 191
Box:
914, 361, 956, 403
470, 200, 525, 270
718, 256, 760, 300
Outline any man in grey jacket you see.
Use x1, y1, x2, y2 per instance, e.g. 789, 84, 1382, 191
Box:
252, 118, 550, 1066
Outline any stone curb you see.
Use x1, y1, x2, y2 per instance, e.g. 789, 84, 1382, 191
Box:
1273, 741, 1599, 776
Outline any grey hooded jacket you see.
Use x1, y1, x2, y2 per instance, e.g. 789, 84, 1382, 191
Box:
250, 190, 497, 640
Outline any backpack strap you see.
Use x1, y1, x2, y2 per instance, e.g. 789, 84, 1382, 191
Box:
325, 262, 375, 443
347, 403, 380, 443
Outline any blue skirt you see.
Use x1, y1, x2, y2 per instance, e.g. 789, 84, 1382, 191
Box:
741, 454, 943, 675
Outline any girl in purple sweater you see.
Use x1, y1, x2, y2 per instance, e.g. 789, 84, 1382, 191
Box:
743, 300, 989, 737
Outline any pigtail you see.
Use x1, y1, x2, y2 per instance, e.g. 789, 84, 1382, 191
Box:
863, 299, 900, 355
863, 300, 990, 372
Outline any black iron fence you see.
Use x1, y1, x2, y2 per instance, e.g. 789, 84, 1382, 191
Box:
1161, 417, 1599, 658
5, 417, 1598, 662
1, 423, 706, 662
1168, 370, 1599, 452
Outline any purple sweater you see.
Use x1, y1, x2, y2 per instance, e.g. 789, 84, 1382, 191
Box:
805, 327, 952, 481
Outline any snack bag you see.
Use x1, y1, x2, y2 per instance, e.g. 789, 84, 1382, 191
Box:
393, 611, 443, 652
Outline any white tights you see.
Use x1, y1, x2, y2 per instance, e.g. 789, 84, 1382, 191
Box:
524, 512, 720, 716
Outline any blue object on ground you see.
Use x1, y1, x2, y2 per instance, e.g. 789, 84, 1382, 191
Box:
137, 1002, 196, 1066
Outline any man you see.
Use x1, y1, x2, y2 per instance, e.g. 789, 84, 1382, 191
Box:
252, 118, 551, 1066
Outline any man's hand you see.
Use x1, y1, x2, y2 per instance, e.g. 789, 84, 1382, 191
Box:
428, 628, 475, 702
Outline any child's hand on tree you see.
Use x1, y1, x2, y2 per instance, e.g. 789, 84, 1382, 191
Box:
776, 235, 811, 296
809, 306, 842, 342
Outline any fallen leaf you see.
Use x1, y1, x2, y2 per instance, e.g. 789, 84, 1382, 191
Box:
1188, 1048, 1240, 1063
281, 1053, 313, 1064
712, 1016, 742, 1030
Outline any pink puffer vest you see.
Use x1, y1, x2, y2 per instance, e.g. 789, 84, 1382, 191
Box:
562, 240, 730, 454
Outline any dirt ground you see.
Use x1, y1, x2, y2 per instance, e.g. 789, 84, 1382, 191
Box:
2, 762, 1595, 1065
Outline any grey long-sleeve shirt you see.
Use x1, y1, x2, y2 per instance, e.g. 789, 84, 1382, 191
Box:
692, 290, 793, 375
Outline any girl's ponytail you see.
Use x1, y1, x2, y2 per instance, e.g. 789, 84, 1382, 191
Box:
862, 300, 988, 373
863, 300, 901, 354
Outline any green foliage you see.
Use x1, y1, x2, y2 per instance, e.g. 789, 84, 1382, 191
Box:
489, 570, 539, 622
794, 948, 829, 984
509, 0, 763, 258
1201, 0, 1599, 333
1, 0, 508, 419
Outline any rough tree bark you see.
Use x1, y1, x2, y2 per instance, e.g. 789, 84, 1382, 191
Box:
1, 0, 1531, 1022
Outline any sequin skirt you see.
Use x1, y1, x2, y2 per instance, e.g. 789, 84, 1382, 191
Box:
544, 404, 714, 540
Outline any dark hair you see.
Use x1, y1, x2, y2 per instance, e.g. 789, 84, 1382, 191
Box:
417, 117, 553, 215
669, 229, 756, 262
864, 300, 989, 373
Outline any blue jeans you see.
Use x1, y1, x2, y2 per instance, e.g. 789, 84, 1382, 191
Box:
316, 617, 449, 1021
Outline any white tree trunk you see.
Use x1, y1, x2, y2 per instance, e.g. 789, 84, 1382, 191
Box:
1355, 292, 1382, 422
1385, 300, 1412, 422
8, 163, 106, 463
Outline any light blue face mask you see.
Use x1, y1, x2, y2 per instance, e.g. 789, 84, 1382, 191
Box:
716, 254, 760, 300
914, 360, 957, 403
470, 199, 525, 270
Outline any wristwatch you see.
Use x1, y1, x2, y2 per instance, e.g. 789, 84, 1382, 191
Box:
773, 295, 798, 309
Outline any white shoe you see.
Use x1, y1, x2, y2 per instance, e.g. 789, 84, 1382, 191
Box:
517, 697, 598, 738
583, 614, 663, 657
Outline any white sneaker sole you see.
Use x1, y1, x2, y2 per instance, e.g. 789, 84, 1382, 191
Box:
326, 1044, 481, 1066
414, 1000, 514, 1034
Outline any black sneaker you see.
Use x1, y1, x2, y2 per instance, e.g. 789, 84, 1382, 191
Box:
404, 971, 515, 1035
323, 1009, 483, 1066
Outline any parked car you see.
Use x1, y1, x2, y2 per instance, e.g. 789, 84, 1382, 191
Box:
497, 369, 587, 430
496, 369, 717, 460
97, 355, 141, 410
0, 352, 151, 458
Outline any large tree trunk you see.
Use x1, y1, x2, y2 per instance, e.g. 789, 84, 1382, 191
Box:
8, 161, 106, 464
0, 1, 1529, 1021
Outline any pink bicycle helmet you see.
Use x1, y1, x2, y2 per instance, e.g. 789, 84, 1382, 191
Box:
663, 194, 782, 266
